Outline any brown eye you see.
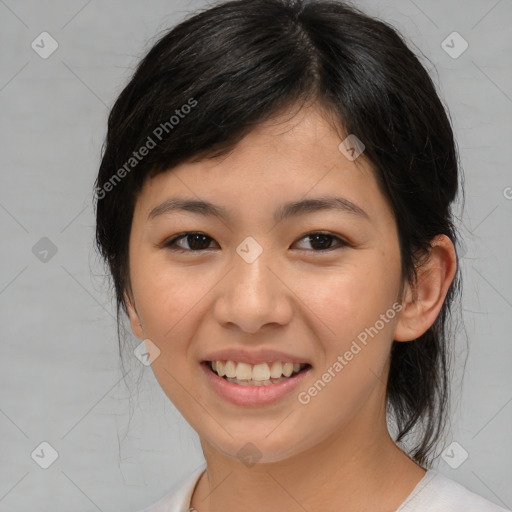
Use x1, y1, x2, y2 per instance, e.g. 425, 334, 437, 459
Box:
162, 231, 348, 254
293, 232, 348, 252
164, 232, 217, 252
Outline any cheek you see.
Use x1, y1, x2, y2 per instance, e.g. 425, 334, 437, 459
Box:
131, 263, 206, 412
133, 253, 196, 326
294, 252, 401, 354
292, 261, 398, 432
129, 257, 230, 412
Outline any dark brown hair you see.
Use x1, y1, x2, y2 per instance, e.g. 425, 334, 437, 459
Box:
94, 0, 462, 466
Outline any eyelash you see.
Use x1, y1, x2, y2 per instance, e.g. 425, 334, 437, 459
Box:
162, 231, 349, 254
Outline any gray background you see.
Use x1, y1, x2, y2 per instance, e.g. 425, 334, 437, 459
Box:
0, 0, 511, 510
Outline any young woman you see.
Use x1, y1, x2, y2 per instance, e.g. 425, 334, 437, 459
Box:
94, 0, 509, 510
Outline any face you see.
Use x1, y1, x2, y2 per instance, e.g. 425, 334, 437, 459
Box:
125, 104, 405, 463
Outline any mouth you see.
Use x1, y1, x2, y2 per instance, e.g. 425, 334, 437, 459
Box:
202, 360, 311, 386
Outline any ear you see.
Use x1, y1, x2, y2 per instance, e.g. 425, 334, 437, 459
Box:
123, 289, 144, 340
393, 234, 457, 342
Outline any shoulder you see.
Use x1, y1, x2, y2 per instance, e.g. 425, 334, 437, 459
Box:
398, 469, 510, 512
138, 463, 206, 512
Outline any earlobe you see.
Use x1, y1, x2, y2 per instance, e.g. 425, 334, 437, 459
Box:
123, 290, 144, 340
393, 235, 457, 342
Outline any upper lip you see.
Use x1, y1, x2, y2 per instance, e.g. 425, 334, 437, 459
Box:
201, 348, 311, 366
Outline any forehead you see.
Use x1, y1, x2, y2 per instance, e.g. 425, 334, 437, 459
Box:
133, 104, 393, 230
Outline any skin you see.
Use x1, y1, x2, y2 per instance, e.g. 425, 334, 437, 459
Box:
125, 103, 457, 512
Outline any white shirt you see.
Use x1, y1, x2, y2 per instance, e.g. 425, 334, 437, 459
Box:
140, 462, 510, 511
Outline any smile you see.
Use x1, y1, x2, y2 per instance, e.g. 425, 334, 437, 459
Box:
208, 360, 309, 386
201, 359, 312, 406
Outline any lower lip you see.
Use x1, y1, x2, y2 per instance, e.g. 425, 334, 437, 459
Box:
201, 363, 311, 406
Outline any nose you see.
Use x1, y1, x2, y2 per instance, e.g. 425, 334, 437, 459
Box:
212, 245, 293, 334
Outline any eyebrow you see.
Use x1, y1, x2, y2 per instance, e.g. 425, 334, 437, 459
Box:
148, 195, 370, 223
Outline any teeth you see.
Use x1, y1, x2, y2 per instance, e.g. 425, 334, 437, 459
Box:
225, 360, 237, 378
270, 361, 283, 378
282, 362, 293, 377
252, 363, 270, 380
236, 362, 252, 380
209, 360, 306, 381
216, 361, 225, 377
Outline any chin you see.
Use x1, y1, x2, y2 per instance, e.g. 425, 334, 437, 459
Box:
200, 427, 318, 466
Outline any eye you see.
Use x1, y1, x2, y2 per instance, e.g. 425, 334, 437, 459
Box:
293, 232, 348, 252
162, 231, 348, 253
163, 232, 217, 252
